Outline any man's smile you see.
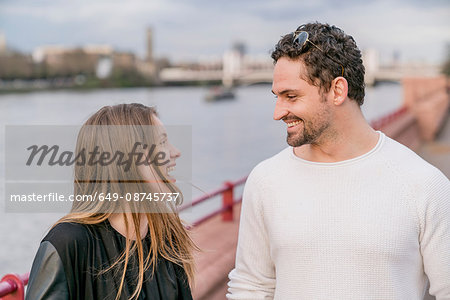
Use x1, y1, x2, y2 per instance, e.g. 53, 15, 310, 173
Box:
286, 120, 302, 128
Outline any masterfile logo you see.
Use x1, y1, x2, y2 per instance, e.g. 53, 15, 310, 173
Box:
4, 125, 193, 213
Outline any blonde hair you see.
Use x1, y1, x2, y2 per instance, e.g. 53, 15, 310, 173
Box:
54, 103, 197, 300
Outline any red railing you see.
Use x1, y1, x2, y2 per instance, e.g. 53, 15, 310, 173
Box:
370, 106, 408, 130
0, 106, 410, 299
180, 176, 247, 226
0, 273, 29, 300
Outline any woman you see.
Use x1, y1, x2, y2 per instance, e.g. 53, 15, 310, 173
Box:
26, 103, 197, 300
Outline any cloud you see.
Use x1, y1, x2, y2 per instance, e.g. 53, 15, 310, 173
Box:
328, 0, 450, 62
0, 0, 448, 63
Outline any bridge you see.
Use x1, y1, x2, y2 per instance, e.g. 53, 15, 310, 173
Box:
158, 67, 274, 86
159, 63, 442, 86
365, 64, 442, 85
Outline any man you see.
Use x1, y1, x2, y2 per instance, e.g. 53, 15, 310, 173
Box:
227, 22, 450, 300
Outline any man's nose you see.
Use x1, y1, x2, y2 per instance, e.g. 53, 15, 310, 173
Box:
273, 99, 288, 121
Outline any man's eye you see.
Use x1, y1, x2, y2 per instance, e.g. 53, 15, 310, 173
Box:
287, 95, 296, 99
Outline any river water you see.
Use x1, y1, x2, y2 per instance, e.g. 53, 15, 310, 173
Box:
0, 83, 402, 274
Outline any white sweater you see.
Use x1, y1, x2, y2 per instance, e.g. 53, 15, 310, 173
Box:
227, 132, 450, 300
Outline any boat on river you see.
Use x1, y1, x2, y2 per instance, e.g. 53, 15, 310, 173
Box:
205, 85, 235, 102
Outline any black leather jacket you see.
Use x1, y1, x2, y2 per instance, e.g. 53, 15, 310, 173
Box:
26, 221, 192, 300
26, 241, 69, 299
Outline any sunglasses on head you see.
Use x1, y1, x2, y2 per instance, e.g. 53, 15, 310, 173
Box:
292, 31, 345, 77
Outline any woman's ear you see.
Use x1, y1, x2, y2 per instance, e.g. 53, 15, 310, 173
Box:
331, 77, 348, 106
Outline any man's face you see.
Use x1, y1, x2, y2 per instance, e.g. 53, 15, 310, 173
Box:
272, 57, 333, 147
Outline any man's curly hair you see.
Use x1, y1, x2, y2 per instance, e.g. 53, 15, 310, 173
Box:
271, 22, 365, 105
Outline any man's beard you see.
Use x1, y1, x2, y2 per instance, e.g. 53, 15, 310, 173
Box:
286, 108, 332, 147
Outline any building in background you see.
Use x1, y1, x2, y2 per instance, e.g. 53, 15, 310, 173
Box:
32, 45, 106, 77
363, 48, 380, 86
136, 27, 157, 81
223, 42, 245, 87
0, 28, 150, 86
0, 31, 6, 54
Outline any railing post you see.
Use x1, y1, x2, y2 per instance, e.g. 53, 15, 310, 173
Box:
0, 273, 26, 300
222, 181, 234, 221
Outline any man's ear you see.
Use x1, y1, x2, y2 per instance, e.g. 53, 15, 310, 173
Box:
331, 77, 348, 106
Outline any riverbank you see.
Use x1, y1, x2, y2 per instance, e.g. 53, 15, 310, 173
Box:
0, 76, 228, 94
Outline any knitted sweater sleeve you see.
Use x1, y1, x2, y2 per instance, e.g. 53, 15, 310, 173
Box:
419, 170, 450, 299
227, 168, 276, 300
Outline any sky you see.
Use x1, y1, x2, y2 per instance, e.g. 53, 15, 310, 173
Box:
0, 0, 449, 64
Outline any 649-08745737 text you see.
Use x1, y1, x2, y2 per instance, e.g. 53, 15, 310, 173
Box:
9, 192, 180, 202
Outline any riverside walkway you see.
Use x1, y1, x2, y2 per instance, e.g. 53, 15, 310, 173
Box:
191, 204, 241, 300
419, 116, 450, 178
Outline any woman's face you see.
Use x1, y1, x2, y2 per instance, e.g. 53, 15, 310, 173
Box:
153, 116, 181, 182
138, 115, 181, 184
